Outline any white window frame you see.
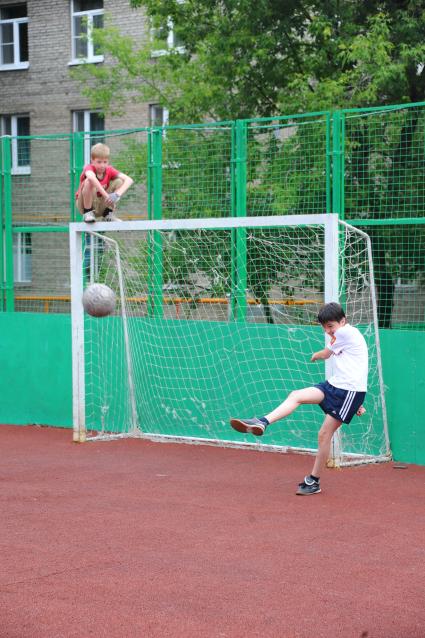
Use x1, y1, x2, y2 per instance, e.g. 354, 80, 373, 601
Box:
0, 6, 29, 71
1, 114, 31, 175
69, 0, 104, 65
72, 110, 105, 164
13, 232, 32, 283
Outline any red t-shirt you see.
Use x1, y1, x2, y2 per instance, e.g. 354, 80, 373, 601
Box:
76, 164, 120, 199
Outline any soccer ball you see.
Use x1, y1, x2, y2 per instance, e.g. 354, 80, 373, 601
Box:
82, 283, 116, 317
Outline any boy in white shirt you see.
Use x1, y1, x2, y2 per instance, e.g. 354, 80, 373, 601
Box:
230, 303, 367, 495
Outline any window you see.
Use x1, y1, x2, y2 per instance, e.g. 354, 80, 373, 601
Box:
0, 4, 29, 70
1, 114, 31, 174
73, 109, 105, 163
14, 233, 32, 283
70, 0, 104, 64
151, 12, 184, 57
149, 104, 169, 128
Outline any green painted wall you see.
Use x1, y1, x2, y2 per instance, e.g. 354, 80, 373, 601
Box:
0, 313, 424, 464
380, 330, 425, 464
0, 313, 72, 428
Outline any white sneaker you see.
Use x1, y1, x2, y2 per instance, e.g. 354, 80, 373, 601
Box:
103, 212, 122, 222
83, 210, 96, 223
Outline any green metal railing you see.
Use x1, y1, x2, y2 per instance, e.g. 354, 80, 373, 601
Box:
1, 104, 424, 328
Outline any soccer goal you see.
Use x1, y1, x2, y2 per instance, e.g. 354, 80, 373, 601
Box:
69, 214, 390, 466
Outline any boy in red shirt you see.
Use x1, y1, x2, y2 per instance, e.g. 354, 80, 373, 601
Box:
76, 143, 133, 222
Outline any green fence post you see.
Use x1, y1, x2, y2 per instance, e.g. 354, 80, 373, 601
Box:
0, 137, 4, 311
69, 133, 76, 221
325, 112, 332, 213
147, 132, 152, 220
332, 110, 347, 307
3, 136, 14, 311
231, 120, 248, 322
72, 132, 85, 221
148, 128, 163, 318
332, 111, 343, 216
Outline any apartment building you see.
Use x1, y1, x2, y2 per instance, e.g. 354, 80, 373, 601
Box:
0, 0, 158, 136
0, 0, 164, 311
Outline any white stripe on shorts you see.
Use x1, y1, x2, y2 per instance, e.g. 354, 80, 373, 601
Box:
339, 391, 355, 421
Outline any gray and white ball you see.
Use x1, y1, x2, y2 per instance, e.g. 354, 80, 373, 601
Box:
82, 283, 116, 317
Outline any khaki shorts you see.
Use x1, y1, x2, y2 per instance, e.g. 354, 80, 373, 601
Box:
76, 178, 123, 217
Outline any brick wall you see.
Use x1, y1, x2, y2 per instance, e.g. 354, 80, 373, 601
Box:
0, 0, 150, 134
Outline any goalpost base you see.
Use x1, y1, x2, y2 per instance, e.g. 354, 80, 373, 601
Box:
82, 429, 392, 468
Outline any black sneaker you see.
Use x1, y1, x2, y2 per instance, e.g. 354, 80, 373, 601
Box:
296, 476, 321, 495
103, 212, 122, 222
230, 418, 267, 436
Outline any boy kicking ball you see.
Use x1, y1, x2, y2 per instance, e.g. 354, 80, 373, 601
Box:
230, 302, 368, 495
76, 143, 133, 223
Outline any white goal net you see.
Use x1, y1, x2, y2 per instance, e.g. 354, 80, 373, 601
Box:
70, 214, 390, 466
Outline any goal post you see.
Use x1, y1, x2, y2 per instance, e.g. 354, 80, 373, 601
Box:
69, 214, 390, 465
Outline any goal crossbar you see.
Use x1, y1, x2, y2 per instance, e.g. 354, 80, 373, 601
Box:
71, 213, 334, 233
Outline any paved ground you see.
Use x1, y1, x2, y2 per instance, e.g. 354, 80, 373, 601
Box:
1, 424, 424, 638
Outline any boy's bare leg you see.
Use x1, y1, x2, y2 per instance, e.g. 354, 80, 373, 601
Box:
311, 413, 342, 477
265, 387, 324, 424
230, 386, 324, 437
81, 180, 96, 210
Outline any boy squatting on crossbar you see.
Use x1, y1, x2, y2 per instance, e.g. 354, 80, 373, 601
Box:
76, 143, 133, 223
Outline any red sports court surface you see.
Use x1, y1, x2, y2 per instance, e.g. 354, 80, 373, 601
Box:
1, 424, 424, 638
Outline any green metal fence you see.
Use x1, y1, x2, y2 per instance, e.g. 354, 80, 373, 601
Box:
1, 103, 425, 328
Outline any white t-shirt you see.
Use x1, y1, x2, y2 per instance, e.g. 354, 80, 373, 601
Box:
326, 323, 368, 392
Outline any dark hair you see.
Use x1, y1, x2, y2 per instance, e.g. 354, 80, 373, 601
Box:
317, 302, 346, 324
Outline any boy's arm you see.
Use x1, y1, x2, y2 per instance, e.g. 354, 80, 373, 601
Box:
105, 172, 134, 207
310, 347, 333, 362
84, 169, 110, 200
114, 172, 133, 197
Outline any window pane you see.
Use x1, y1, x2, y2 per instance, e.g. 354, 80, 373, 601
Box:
149, 105, 165, 127
17, 137, 30, 166
74, 111, 85, 132
17, 116, 29, 136
1, 42, 14, 64
13, 238, 19, 280
13, 233, 32, 283
19, 21, 28, 61
92, 12, 103, 55
151, 23, 168, 48
90, 112, 104, 131
1, 22, 13, 44
2, 116, 11, 135
1, 4, 27, 19
73, 0, 103, 12
92, 13, 103, 28
1, 23, 14, 63
17, 116, 30, 166
22, 234, 32, 281
74, 15, 87, 37
172, 27, 184, 49
74, 17, 87, 57
89, 112, 105, 145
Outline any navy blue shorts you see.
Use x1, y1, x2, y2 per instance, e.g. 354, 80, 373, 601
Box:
315, 381, 366, 424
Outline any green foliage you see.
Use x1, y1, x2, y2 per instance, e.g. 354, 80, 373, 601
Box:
74, 1, 425, 121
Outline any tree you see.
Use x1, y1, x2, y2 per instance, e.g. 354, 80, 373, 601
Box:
76, 1, 425, 121
73, 0, 425, 327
